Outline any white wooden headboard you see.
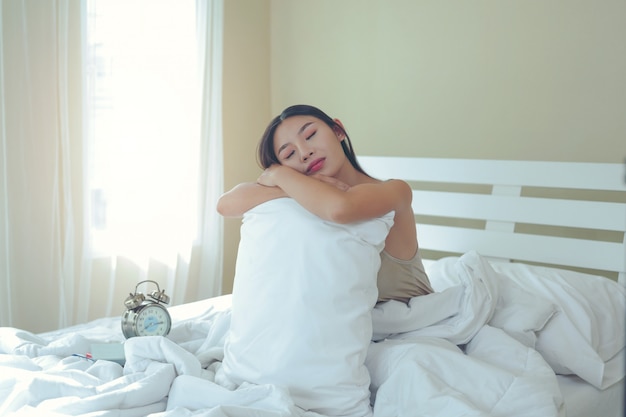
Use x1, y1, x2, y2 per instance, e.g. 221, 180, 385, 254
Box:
358, 156, 626, 284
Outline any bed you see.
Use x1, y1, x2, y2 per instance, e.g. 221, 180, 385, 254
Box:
1, 156, 625, 417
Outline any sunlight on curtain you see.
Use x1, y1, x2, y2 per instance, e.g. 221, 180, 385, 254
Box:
0, 0, 223, 332
85, 0, 224, 316
86, 0, 200, 265
195, 0, 224, 300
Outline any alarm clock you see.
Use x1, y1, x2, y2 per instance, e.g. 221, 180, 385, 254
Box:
121, 280, 172, 338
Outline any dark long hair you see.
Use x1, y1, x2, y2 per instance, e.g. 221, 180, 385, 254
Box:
257, 104, 368, 175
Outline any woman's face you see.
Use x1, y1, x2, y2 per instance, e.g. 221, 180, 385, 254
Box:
272, 115, 346, 176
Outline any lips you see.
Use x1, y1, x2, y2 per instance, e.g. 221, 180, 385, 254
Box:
307, 158, 325, 174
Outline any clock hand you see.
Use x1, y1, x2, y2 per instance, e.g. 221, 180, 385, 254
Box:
145, 321, 164, 331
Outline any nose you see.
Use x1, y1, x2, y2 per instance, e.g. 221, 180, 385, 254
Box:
301, 150, 314, 162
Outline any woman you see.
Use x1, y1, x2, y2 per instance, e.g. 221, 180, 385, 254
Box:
217, 104, 432, 303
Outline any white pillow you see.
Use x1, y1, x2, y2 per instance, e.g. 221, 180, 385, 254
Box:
219, 198, 393, 416
490, 262, 626, 389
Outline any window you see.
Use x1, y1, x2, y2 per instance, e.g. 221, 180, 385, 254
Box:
85, 0, 200, 265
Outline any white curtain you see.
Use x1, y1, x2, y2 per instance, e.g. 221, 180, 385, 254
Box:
0, 0, 224, 333
195, 0, 224, 300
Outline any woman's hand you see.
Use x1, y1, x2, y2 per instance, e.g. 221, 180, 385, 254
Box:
257, 164, 284, 187
256, 164, 410, 224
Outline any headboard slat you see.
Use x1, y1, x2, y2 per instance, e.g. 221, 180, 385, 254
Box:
417, 225, 625, 273
358, 156, 626, 282
360, 156, 626, 191
412, 190, 626, 231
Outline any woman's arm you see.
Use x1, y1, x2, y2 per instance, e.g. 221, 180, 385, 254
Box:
216, 182, 287, 217
216, 174, 350, 218
258, 165, 412, 224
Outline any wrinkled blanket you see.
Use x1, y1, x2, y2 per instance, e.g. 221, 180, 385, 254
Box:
2, 251, 604, 417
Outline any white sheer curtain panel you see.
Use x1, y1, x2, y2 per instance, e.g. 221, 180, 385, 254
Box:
84, 0, 224, 322
0, 0, 224, 333
195, 0, 224, 300
0, 0, 85, 333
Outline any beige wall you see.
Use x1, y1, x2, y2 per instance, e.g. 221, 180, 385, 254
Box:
269, 0, 625, 162
221, 0, 271, 293
220, 0, 626, 292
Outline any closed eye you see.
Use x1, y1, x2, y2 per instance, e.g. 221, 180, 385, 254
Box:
306, 130, 316, 140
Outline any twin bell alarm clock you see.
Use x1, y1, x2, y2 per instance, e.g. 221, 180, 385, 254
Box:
121, 280, 171, 338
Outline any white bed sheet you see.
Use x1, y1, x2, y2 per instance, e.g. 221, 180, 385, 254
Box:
557, 375, 623, 417
1, 254, 623, 417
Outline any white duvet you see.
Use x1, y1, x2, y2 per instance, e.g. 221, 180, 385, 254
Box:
1, 215, 624, 416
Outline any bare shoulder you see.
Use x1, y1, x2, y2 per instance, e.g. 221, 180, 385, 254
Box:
350, 178, 412, 208
379, 179, 413, 207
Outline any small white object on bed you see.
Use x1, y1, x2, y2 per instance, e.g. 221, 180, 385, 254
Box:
0, 157, 623, 417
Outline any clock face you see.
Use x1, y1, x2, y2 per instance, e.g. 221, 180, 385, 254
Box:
134, 304, 171, 337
